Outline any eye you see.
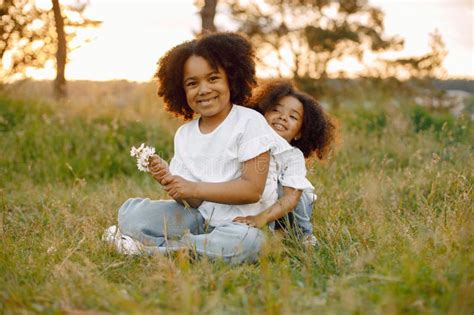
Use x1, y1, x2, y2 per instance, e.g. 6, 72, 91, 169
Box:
185, 81, 196, 87
290, 115, 298, 120
209, 75, 219, 82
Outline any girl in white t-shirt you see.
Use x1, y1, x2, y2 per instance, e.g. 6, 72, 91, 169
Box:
233, 80, 337, 246
103, 32, 289, 263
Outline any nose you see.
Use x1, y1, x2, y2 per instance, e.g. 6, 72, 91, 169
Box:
198, 81, 211, 95
277, 112, 288, 122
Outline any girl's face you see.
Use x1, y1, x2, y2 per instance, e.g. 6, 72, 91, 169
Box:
264, 95, 304, 142
183, 55, 232, 124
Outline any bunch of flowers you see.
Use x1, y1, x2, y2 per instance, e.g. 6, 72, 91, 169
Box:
130, 143, 191, 209
130, 143, 156, 172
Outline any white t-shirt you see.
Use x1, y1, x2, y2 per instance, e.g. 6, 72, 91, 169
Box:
169, 104, 290, 226
274, 146, 315, 196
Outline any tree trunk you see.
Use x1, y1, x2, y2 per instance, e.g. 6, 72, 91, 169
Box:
201, 0, 218, 33
52, 0, 67, 99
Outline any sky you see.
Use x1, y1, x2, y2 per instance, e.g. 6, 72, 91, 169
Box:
32, 0, 474, 81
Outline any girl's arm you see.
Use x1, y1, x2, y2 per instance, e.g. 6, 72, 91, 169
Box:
233, 186, 302, 228
161, 151, 270, 205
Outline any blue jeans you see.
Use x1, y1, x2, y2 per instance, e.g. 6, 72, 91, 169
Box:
117, 198, 264, 264
292, 190, 315, 235
271, 186, 315, 236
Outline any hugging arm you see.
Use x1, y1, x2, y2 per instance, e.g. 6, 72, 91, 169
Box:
233, 186, 302, 228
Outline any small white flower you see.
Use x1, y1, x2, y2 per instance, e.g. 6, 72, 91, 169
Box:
130, 143, 156, 172
47, 246, 57, 254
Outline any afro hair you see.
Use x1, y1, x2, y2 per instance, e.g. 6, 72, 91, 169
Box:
250, 79, 337, 159
155, 32, 256, 120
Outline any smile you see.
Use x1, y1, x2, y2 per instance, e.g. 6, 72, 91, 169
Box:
272, 122, 287, 131
197, 96, 218, 106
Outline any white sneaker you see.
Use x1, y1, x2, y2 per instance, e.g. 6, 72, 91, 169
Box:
102, 225, 144, 255
116, 234, 144, 255
102, 225, 121, 243
302, 234, 318, 247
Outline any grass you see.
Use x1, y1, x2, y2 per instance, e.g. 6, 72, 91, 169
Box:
0, 81, 473, 314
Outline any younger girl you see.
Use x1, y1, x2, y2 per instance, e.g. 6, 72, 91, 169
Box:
104, 32, 290, 263
233, 79, 336, 244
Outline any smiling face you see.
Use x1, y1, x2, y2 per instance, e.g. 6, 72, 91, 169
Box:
264, 95, 304, 142
182, 55, 232, 126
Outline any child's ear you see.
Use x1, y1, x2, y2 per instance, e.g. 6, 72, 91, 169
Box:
294, 132, 301, 141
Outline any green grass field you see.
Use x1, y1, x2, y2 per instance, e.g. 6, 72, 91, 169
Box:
1, 82, 473, 314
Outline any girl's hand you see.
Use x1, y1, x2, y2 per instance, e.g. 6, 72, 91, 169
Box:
162, 175, 197, 200
149, 155, 170, 184
233, 213, 268, 228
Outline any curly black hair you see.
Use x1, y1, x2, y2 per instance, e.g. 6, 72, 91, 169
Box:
250, 79, 337, 160
155, 32, 257, 120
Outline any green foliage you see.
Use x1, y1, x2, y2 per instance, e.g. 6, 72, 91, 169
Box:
410, 105, 451, 132
408, 105, 471, 143
344, 106, 387, 134
0, 98, 29, 132
0, 87, 473, 314
0, 96, 173, 184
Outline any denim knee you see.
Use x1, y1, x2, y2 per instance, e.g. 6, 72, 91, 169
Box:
292, 191, 315, 235
118, 198, 142, 231
183, 222, 264, 264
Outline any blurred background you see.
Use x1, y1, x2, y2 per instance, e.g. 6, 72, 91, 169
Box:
1, 0, 473, 107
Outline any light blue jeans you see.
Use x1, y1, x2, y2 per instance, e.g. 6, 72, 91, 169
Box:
117, 198, 264, 264
270, 186, 315, 237
292, 190, 315, 235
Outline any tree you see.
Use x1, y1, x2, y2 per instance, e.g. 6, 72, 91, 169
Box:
375, 29, 448, 80
52, 0, 66, 98
194, 0, 218, 34
1, 0, 101, 98
222, 0, 403, 80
